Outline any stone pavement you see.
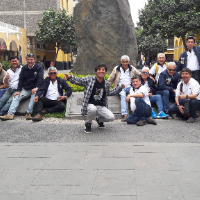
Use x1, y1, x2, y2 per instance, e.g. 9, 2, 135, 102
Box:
0, 119, 200, 200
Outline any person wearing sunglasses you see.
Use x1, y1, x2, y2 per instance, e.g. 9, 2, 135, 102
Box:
32, 67, 72, 121
176, 36, 200, 83
108, 55, 139, 122
0, 53, 44, 121
140, 67, 169, 119
157, 62, 180, 118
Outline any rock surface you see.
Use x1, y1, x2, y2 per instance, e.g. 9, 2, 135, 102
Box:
73, 0, 138, 75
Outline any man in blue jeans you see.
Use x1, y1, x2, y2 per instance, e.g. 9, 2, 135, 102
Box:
140, 67, 169, 119
0, 56, 22, 116
125, 76, 157, 126
108, 55, 139, 122
0, 53, 44, 120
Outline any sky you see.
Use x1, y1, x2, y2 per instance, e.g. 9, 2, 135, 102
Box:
128, 0, 147, 26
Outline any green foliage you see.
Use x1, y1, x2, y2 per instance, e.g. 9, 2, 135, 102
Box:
136, 27, 167, 57
1, 61, 11, 71
35, 8, 77, 61
139, 0, 200, 50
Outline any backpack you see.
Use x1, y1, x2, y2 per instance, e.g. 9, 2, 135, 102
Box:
155, 62, 168, 75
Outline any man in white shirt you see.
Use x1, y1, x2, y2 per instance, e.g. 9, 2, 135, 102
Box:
32, 67, 72, 121
169, 68, 200, 123
0, 56, 22, 116
149, 53, 168, 83
125, 76, 157, 126
108, 55, 139, 122
176, 36, 200, 83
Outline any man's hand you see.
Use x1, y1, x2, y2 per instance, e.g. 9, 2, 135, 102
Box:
148, 93, 153, 97
57, 96, 66, 101
121, 84, 125, 88
34, 96, 39, 102
64, 74, 71, 80
178, 105, 184, 114
32, 88, 38, 95
125, 95, 131, 102
13, 91, 20, 97
173, 89, 176, 93
149, 76, 155, 82
180, 92, 187, 100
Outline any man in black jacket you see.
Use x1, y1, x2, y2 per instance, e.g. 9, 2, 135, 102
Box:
32, 67, 72, 121
0, 53, 44, 120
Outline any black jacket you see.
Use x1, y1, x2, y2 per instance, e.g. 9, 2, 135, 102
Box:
36, 77, 72, 103
17, 63, 44, 91
140, 75, 157, 95
157, 69, 179, 92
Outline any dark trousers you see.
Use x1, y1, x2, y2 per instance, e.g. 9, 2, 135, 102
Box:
36, 97, 66, 115
169, 99, 200, 118
126, 98, 152, 124
192, 70, 200, 84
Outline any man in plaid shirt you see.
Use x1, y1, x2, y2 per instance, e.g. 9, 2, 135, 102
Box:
65, 64, 124, 133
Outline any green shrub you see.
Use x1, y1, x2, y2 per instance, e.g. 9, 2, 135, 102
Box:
1, 61, 11, 71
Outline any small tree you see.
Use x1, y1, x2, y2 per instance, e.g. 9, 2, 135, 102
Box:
35, 8, 77, 63
139, 0, 200, 50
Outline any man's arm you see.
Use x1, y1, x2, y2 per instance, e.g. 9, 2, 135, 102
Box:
176, 53, 186, 72
125, 93, 144, 102
64, 74, 88, 86
0, 83, 8, 89
62, 79, 72, 98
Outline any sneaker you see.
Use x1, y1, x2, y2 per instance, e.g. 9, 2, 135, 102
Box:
0, 113, 14, 120
121, 114, 128, 122
164, 111, 174, 119
147, 118, 157, 125
26, 112, 32, 120
84, 123, 91, 133
157, 111, 169, 119
96, 117, 105, 128
136, 119, 147, 126
186, 117, 196, 123
151, 110, 157, 118
32, 114, 43, 122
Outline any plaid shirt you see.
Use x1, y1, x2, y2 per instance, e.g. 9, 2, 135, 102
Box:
69, 75, 123, 115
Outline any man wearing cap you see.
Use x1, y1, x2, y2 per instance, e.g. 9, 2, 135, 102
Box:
108, 55, 139, 122
0, 62, 7, 99
0, 53, 44, 120
176, 36, 200, 83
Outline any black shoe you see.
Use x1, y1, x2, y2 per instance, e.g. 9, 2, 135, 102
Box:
165, 111, 174, 119
96, 117, 105, 128
147, 118, 157, 125
186, 117, 196, 123
84, 123, 91, 133
136, 119, 147, 126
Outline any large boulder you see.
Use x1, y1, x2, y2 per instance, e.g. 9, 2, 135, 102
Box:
73, 0, 138, 75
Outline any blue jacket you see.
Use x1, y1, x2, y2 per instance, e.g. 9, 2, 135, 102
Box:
157, 69, 179, 92
176, 46, 200, 72
36, 77, 72, 103
17, 63, 44, 91
140, 75, 157, 95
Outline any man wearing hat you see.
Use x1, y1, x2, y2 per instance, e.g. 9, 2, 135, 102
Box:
176, 36, 200, 83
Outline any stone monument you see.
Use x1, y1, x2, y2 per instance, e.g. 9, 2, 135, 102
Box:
73, 0, 138, 75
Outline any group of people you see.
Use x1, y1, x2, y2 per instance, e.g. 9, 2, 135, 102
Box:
0, 36, 200, 133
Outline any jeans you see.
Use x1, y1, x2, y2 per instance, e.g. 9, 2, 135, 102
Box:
0, 88, 16, 115
0, 88, 8, 99
36, 97, 66, 115
119, 87, 131, 116
157, 90, 175, 112
149, 94, 163, 113
126, 97, 152, 124
86, 104, 115, 124
169, 99, 200, 118
8, 89, 36, 115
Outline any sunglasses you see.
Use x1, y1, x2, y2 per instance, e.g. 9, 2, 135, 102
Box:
49, 72, 57, 75
26, 53, 34, 57
141, 72, 149, 74
168, 69, 175, 71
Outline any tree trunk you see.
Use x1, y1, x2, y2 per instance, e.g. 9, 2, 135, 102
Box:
54, 45, 60, 66
181, 35, 187, 51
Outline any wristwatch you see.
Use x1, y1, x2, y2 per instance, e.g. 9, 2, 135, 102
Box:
186, 95, 188, 99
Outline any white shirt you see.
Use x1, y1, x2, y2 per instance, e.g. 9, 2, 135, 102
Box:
187, 49, 199, 71
3, 66, 22, 90
118, 67, 131, 88
45, 80, 60, 100
143, 80, 151, 93
129, 85, 151, 112
149, 63, 167, 83
176, 78, 200, 100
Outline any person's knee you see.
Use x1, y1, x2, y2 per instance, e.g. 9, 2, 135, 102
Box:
108, 113, 115, 121
59, 103, 66, 111
87, 105, 97, 114
163, 90, 169, 96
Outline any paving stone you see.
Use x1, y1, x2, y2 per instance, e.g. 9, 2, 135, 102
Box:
67, 195, 137, 200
